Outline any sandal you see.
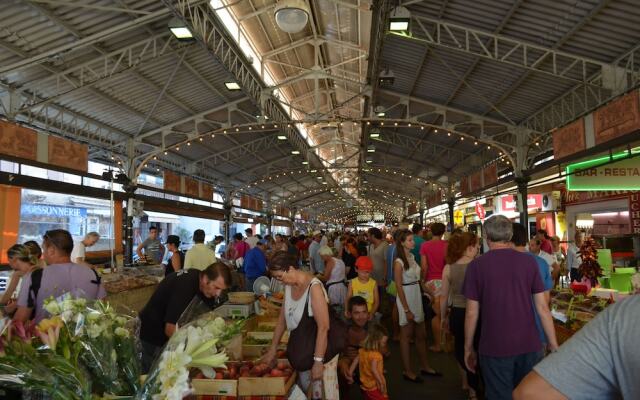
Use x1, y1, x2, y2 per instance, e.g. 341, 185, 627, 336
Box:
402, 373, 424, 383
420, 369, 443, 377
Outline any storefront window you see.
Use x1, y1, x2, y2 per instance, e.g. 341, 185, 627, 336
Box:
133, 212, 223, 251
0, 160, 19, 173
18, 189, 115, 252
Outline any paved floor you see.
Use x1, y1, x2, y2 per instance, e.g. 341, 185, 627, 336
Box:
347, 340, 469, 400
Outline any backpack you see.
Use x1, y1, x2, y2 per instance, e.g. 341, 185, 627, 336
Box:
28, 268, 102, 318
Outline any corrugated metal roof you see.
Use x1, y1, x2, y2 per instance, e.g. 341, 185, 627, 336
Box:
1, 0, 638, 218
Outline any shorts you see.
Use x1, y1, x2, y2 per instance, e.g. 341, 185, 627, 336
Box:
425, 279, 442, 297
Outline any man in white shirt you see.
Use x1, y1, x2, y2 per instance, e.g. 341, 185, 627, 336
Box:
244, 228, 259, 249
308, 231, 324, 274
320, 230, 329, 247
566, 230, 585, 283
529, 238, 559, 279
71, 232, 100, 269
184, 229, 217, 271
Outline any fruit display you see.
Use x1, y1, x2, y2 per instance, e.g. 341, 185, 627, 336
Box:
244, 336, 271, 345
255, 324, 276, 332
192, 360, 293, 381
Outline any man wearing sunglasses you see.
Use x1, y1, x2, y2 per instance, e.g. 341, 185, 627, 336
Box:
14, 229, 106, 323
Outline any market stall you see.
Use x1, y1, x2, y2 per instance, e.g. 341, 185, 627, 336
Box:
101, 265, 164, 313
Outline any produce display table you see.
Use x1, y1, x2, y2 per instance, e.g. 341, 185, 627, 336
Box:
101, 265, 164, 313
551, 289, 612, 345
105, 283, 158, 313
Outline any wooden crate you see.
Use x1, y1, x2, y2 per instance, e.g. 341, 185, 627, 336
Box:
191, 378, 238, 397
242, 344, 286, 359
555, 323, 577, 345
246, 331, 289, 344
238, 373, 296, 396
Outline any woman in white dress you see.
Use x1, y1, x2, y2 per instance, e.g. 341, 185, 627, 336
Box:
394, 229, 440, 383
318, 246, 347, 314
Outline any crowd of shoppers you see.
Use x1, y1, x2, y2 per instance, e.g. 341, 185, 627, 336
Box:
3, 219, 629, 399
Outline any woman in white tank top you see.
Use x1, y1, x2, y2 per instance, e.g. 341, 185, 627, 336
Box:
260, 252, 339, 399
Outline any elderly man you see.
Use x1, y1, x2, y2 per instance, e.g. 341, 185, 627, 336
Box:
462, 215, 558, 400
566, 230, 585, 283
308, 231, 325, 274
71, 231, 101, 269
139, 262, 232, 372
14, 229, 106, 323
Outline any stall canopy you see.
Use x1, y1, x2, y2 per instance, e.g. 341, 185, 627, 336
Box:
144, 211, 181, 225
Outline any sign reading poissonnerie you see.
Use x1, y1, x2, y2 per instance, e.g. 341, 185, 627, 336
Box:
21, 204, 87, 218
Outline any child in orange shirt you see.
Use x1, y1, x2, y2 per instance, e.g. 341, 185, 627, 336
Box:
348, 323, 389, 400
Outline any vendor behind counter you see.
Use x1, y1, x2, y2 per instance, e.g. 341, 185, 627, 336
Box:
138, 262, 232, 372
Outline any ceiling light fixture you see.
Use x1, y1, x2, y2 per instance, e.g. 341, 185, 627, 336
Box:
291, 150, 300, 155
277, 135, 287, 140
389, 6, 411, 32
168, 17, 193, 40
302, 161, 308, 165
274, 0, 310, 34
224, 82, 241, 91
367, 145, 376, 153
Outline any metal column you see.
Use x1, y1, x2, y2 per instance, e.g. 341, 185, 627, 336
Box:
515, 175, 531, 237
123, 183, 137, 267
447, 198, 455, 232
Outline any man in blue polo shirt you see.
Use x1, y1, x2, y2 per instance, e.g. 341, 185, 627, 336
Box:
243, 239, 267, 291
511, 223, 554, 346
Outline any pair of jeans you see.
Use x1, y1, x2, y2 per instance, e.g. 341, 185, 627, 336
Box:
479, 350, 543, 400
450, 307, 480, 392
245, 276, 259, 292
141, 340, 162, 374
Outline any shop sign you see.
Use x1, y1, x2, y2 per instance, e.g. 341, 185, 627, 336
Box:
562, 189, 631, 205
566, 149, 640, 191
453, 210, 464, 226
630, 193, 640, 234
21, 204, 87, 218
593, 90, 640, 146
501, 195, 542, 212
475, 202, 486, 220
553, 118, 586, 160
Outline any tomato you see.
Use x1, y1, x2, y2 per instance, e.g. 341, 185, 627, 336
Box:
270, 369, 284, 377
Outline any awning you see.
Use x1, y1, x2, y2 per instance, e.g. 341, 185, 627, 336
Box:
144, 211, 181, 224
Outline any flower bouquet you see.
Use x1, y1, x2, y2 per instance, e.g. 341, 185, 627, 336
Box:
137, 313, 244, 399
0, 317, 92, 399
43, 296, 142, 396
0, 295, 142, 398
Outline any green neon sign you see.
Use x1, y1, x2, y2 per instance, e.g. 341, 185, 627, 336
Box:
566, 148, 640, 191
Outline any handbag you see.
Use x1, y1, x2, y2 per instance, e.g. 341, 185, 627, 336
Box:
287, 284, 347, 371
386, 281, 397, 297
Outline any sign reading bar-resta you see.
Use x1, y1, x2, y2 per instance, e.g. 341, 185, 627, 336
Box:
567, 149, 640, 191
